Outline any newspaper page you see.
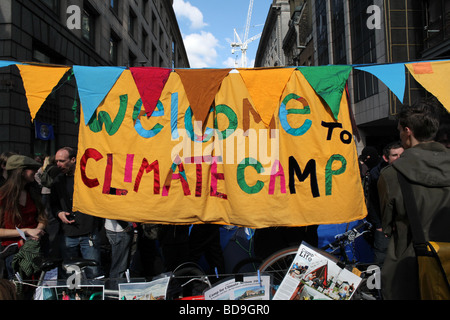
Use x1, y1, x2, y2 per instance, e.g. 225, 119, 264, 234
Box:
204, 275, 271, 300
273, 242, 362, 300
118, 276, 171, 300
35, 285, 104, 300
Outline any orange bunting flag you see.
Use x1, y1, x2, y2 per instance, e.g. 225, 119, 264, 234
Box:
17, 65, 70, 121
175, 68, 232, 125
238, 67, 295, 127
405, 61, 450, 112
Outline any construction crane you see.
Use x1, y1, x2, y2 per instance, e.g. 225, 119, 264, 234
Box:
230, 0, 262, 68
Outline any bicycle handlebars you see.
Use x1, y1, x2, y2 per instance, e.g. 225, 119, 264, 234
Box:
320, 220, 372, 252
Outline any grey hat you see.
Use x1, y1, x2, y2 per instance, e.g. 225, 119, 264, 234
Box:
5, 155, 42, 170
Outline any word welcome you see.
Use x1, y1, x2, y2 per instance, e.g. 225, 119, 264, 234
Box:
87, 93, 352, 164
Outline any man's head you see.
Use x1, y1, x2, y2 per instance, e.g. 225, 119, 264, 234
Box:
382, 141, 404, 164
55, 147, 76, 175
397, 97, 441, 149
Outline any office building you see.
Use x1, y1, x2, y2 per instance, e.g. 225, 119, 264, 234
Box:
255, 0, 441, 151
0, 0, 189, 157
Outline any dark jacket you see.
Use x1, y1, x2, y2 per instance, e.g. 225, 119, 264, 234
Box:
50, 173, 100, 237
366, 160, 388, 229
378, 142, 450, 299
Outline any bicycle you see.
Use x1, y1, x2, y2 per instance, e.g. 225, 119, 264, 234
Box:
100, 261, 212, 300
10, 255, 102, 300
166, 262, 212, 300
257, 220, 382, 300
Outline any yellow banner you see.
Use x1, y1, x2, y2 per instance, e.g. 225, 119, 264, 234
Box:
73, 69, 367, 228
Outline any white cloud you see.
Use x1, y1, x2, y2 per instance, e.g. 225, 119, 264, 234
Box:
183, 31, 219, 68
173, 0, 207, 30
223, 57, 238, 68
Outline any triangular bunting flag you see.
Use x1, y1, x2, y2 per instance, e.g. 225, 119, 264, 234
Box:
405, 61, 450, 113
238, 68, 295, 127
175, 68, 232, 124
73, 65, 126, 125
17, 65, 70, 122
130, 67, 172, 116
0, 60, 21, 68
355, 63, 406, 103
297, 65, 352, 121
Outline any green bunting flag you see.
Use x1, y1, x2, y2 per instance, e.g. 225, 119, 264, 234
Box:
297, 65, 352, 121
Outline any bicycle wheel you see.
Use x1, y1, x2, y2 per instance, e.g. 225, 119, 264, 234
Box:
232, 257, 262, 274
258, 246, 298, 293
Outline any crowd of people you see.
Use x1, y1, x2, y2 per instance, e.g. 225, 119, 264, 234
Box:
0, 96, 449, 300
0, 146, 228, 289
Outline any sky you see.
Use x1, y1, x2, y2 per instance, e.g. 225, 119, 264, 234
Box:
173, 0, 273, 68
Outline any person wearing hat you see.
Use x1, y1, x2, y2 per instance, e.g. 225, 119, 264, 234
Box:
0, 155, 47, 279
0, 151, 17, 188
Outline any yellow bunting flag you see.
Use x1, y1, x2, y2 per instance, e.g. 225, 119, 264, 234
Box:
238, 67, 295, 127
17, 65, 70, 121
406, 61, 450, 112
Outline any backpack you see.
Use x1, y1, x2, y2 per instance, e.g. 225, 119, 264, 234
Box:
397, 171, 450, 300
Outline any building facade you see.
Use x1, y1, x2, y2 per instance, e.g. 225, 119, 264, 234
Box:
0, 0, 189, 157
255, 0, 445, 153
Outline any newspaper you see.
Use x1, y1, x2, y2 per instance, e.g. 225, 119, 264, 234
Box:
273, 242, 362, 300
119, 276, 171, 300
204, 275, 271, 300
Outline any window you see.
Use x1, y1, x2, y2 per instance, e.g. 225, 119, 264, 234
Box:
315, 0, 329, 65
152, 43, 157, 66
143, 0, 149, 21
82, 4, 97, 46
142, 29, 149, 56
349, 0, 378, 101
152, 11, 158, 36
110, 31, 120, 65
110, 0, 120, 16
159, 28, 164, 48
331, 0, 346, 64
41, 0, 59, 13
128, 50, 137, 67
32, 41, 64, 64
129, 7, 137, 39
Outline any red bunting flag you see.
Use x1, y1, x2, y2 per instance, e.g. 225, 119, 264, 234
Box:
130, 67, 172, 116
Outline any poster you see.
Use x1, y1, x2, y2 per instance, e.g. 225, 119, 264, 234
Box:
118, 277, 170, 300
273, 242, 362, 300
204, 275, 271, 300
35, 285, 104, 300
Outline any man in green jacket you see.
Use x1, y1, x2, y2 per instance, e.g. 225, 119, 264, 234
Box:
377, 97, 450, 300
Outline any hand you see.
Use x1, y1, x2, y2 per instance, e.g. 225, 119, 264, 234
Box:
24, 228, 45, 241
58, 211, 75, 224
